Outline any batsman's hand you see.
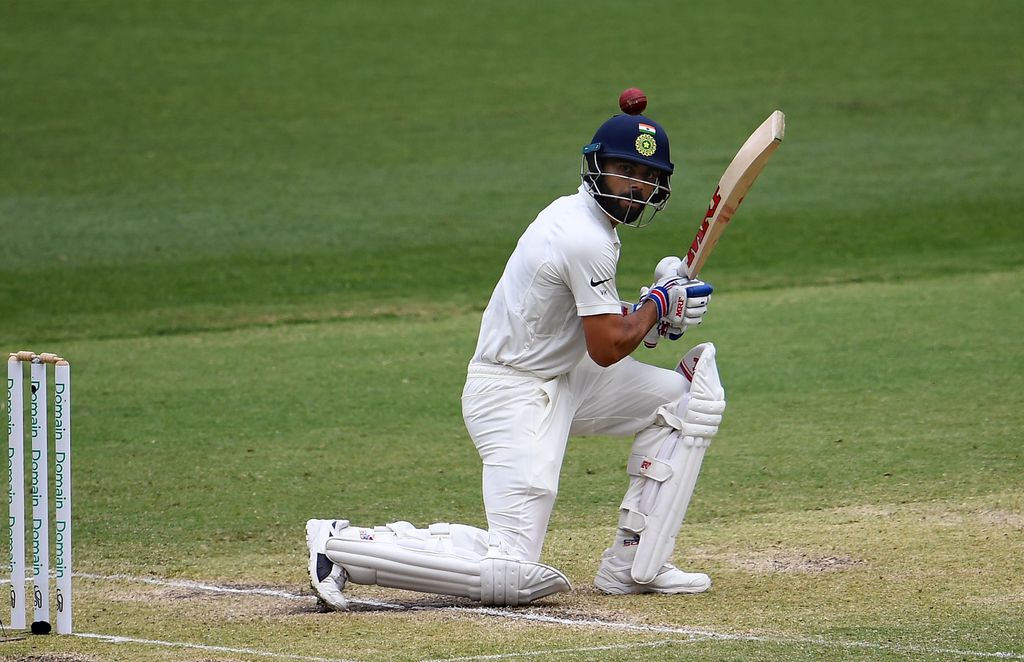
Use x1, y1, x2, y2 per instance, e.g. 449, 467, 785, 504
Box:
639, 276, 713, 347
675, 278, 713, 327
641, 319, 686, 348
640, 256, 686, 347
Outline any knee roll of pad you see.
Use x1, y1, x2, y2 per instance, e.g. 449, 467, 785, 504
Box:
479, 555, 571, 606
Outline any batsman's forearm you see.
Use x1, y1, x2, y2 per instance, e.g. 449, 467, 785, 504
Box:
625, 299, 661, 346
582, 302, 660, 367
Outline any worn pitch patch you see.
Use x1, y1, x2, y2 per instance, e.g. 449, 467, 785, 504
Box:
81, 575, 316, 620
0, 655, 96, 662
719, 548, 867, 574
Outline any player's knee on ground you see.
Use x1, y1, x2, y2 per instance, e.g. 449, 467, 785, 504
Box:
324, 521, 571, 606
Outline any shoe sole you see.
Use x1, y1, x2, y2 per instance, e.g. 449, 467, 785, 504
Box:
305, 520, 323, 589
306, 520, 348, 609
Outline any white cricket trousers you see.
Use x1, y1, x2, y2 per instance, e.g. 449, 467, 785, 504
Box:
462, 356, 686, 562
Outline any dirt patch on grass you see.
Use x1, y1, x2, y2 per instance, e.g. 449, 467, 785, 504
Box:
0, 656, 97, 662
966, 590, 1024, 606
720, 548, 866, 574
88, 580, 316, 619
976, 509, 1024, 530
835, 501, 1024, 531
842, 505, 897, 519
888, 508, 1024, 531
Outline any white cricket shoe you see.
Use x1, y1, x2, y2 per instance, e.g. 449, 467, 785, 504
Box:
305, 519, 350, 610
594, 549, 711, 595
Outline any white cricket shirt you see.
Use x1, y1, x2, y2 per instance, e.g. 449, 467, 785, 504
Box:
470, 185, 624, 378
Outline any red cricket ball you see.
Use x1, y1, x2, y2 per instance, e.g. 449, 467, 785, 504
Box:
618, 88, 647, 115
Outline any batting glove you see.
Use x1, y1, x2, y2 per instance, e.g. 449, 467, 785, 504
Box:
639, 277, 713, 347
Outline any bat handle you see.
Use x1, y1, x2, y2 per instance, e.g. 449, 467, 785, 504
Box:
674, 262, 709, 296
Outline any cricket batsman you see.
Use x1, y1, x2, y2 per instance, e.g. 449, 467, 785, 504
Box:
306, 93, 727, 608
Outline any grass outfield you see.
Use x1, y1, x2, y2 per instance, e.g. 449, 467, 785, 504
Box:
2, 0, 1023, 660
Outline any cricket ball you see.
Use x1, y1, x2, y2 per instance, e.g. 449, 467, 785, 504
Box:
618, 88, 647, 115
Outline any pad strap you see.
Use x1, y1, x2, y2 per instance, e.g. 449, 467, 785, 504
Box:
619, 509, 646, 533
626, 454, 673, 482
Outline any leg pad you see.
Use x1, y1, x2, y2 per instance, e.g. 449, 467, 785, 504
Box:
325, 524, 570, 606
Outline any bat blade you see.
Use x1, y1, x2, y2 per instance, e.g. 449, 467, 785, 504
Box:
680, 110, 785, 279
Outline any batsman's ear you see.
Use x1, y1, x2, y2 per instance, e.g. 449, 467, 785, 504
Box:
651, 178, 671, 203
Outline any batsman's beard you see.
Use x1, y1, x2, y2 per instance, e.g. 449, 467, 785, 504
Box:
596, 181, 646, 225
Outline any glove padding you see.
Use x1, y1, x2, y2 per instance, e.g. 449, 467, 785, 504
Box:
641, 257, 685, 347
641, 277, 711, 324
639, 258, 712, 347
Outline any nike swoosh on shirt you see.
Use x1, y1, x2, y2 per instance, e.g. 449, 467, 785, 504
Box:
590, 277, 613, 287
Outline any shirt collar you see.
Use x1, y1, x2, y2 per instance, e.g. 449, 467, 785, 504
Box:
577, 184, 620, 244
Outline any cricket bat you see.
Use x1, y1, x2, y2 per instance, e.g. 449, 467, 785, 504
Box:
679, 110, 785, 279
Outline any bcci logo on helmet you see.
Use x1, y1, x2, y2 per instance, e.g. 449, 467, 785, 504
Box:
635, 134, 657, 157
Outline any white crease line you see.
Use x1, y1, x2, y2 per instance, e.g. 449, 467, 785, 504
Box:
75, 572, 308, 601
423, 637, 710, 661
73, 632, 363, 662
75, 572, 403, 609
73, 573, 1024, 660
416, 604, 725, 634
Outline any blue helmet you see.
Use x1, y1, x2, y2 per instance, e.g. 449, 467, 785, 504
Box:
581, 114, 674, 227
584, 114, 674, 174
